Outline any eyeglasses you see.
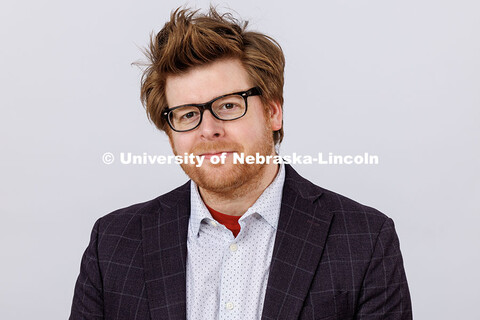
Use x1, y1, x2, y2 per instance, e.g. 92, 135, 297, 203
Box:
162, 87, 262, 132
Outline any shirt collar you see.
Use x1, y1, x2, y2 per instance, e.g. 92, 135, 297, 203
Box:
189, 179, 214, 237
189, 163, 286, 237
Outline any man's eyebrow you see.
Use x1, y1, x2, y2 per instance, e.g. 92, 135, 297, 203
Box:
170, 89, 247, 108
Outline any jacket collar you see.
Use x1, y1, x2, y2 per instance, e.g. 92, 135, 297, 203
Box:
261, 164, 333, 320
141, 181, 191, 320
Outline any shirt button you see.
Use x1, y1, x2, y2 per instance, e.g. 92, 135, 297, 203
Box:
229, 243, 238, 252
225, 302, 234, 310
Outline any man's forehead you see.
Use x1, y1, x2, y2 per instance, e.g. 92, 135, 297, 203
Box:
165, 58, 254, 106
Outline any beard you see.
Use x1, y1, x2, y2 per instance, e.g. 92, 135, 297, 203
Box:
173, 124, 275, 196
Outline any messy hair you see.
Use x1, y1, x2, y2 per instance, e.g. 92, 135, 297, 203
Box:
140, 6, 285, 144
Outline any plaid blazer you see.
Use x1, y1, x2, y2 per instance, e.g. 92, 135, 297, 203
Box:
70, 164, 412, 319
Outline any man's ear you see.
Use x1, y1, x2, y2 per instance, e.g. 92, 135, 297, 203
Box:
266, 100, 283, 131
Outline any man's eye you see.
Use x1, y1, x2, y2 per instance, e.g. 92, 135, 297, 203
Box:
178, 110, 199, 121
182, 112, 196, 119
221, 103, 238, 110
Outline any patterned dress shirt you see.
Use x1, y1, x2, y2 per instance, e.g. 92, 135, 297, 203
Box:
186, 164, 285, 320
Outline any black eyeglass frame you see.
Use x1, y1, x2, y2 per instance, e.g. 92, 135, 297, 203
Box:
162, 87, 262, 132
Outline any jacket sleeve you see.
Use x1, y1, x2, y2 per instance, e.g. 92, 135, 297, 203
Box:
355, 218, 413, 319
70, 219, 104, 320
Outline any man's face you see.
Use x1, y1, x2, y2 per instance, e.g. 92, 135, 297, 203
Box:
165, 58, 282, 193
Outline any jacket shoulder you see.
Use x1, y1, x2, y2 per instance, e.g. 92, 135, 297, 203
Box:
318, 187, 391, 235
285, 164, 391, 236
94, 181, 190, 237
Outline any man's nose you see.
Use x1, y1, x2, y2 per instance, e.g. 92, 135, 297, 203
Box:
198, 110, 225, 139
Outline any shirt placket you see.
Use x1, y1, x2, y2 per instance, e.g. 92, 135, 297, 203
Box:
218, 222, 243, 320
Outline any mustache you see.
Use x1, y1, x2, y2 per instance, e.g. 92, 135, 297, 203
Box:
190, 141, 244, 155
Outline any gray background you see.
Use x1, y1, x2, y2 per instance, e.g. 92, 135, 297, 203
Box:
1, 0, 479, 318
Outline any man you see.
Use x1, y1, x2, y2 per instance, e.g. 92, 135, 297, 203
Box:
70, 7, 412, 320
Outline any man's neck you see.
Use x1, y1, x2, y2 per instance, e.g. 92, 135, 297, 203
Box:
198, 163, 279, 217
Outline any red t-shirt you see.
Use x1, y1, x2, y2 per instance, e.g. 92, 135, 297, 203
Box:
205, 204, 241, 237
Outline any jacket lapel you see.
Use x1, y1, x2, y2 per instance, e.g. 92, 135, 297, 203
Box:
262, 165, 334, 320
142, 182, 191, 320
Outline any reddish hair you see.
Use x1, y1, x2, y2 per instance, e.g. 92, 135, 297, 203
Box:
140, 7, 285, 144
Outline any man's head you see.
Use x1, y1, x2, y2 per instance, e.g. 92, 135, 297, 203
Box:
140, 7, 285, 193
140, 7, 285, 145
